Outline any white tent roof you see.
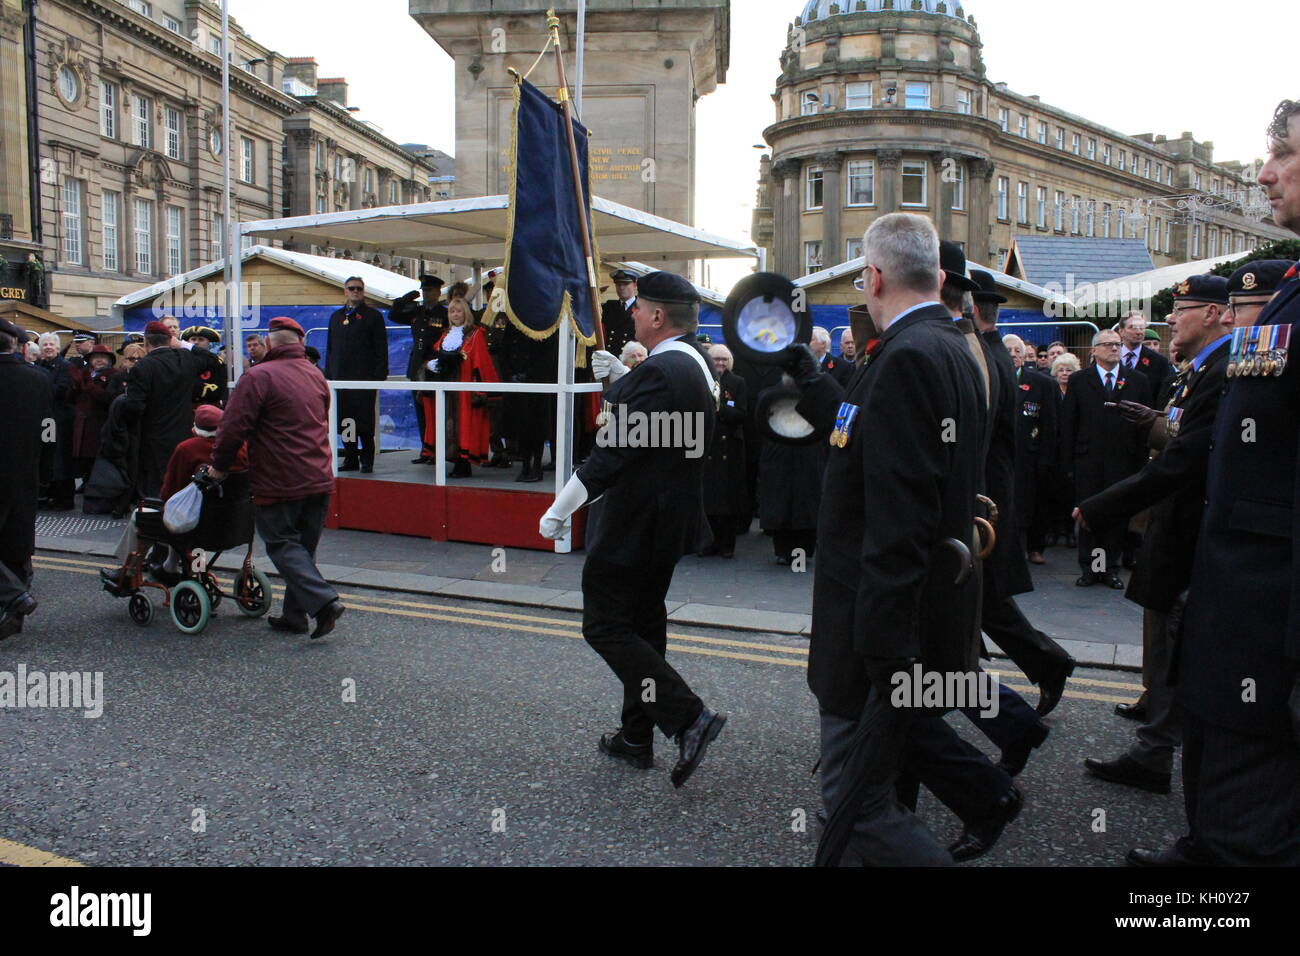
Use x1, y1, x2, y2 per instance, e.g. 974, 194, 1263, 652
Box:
112, 244, 421, 311
1072, 252, 1242, 304
794, 256, 1073, 307
239, 195, 759, 266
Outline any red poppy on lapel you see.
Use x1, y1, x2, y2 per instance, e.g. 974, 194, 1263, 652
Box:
1141, 357, 1150, 366
1020, 383, 1030, 391
866, 339, 882, 357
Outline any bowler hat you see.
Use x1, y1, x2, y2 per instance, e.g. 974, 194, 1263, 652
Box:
940, 241, 980, 293
969, 270, 1007, 304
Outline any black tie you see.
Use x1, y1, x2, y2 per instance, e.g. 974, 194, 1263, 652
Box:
1105, 371, 1114, 394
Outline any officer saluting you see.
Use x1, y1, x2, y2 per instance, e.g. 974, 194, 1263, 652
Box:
1130, 100, 1300, 867
600, 270, 638, 359
540, 271, 726, 788
389, 274, 449, 464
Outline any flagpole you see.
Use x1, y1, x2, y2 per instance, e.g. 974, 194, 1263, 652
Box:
546, 9, 606, 355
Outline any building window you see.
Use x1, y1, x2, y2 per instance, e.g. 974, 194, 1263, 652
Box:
1164, 221, 1172, 253
133, 198, 153, 273
1018, 114, 1028, 138
1154, 163, 1162, 183
165, 107, 183, 160
103, 190, 120, 271
996, 176, 1009, 220
209, 35, 222, 57
1192, 224, 1201, 257
1055, 127, 1065, 150
998, 108, 1009, 132
1117, 149, 1126, 170
956, 88, 971, 115
846, 237, 863, 261
241, 137, 255, 183
166, 205, 184, 275
1144, 158, 1152, 179
1037, 121, 1048, 145
951, 163, 965, 211
125, 0, 151, 15
1208, 229, 1217, 258
804, 241, 823, 276
1166, 166, 1173, 186
1102, 203, 1112, 238
1102, 144, 1112, 166
1086, 138, 1096, 161
332, 154, 342, 181
100, 80, 117, 139
1131, 153, 1139, 174
56, 66, 80, 106
164, 14, 182, 33
846, 159, 875, 207
904, 82, 930, 110
388, 180, 399, 204
1071, 195, 1081, 234
845, 82, 871, 110
61, 179, 83, 265
315, 142, 324, 170
316, 195, 326, 215
1016, 181, 1028, 222
131, 94, 151, 148
901, 160, 928, 206
1086, 204, 1095, 237
1054, 190, 1065, 231
1036, 186, 1048, 228
364, 167, 374, 195
1071, 133, 1081, 155
800, 90, 820, 116
805, 165, 824, 211
211, 211, 224, 262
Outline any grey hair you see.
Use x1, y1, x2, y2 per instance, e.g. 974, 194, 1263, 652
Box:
37, 332, 60, 348
708, 343, 734, 371
1052, 353, 1082, 375
811, 327, 831, 345
1002, 334, 1026, 352
863, 214, 941, 295
1091, 329, 1121, 346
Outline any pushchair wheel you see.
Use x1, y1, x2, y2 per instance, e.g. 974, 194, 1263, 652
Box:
128, 593, 154, 627
170, 580, 211, 634
201, 572, 223, 610
235, 568, 272, 618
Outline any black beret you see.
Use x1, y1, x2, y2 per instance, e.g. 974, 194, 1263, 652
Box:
0, 318, 24, 340
636, 271, 700, 306
969, 269, 1007, 304
610, 270, 638, 283
1171, 274, 1229, 305
419, 274, 444, 287
1226, 260, 1296, 298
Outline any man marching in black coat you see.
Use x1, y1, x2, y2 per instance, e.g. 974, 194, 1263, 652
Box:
540, 271, 726, 789
326, 277, 389, 473
0, 319, 51, 639
1078, 274, 1233, 798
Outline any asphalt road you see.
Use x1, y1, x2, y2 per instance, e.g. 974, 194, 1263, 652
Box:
0, 552, 1186, 867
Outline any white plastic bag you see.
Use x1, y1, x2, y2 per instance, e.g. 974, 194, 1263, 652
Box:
163, 481, 204, 534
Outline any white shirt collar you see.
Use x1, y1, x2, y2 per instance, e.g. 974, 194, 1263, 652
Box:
885, 300, 941, 330
1121, 345, 1141, 364
1096, 363, 1118, 385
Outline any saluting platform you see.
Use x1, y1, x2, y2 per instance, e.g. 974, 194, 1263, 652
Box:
327, 451, 585, 552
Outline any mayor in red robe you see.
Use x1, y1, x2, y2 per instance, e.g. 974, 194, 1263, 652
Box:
422, 298, 499, 477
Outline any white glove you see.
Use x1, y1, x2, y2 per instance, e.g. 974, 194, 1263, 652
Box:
426, 358, 440, 374
591, 350, 629, 383
539, 473, 589, 540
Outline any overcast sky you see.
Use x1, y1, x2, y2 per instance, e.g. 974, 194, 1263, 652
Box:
228, 0, 1293, 278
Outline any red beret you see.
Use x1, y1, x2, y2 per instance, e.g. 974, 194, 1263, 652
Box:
193, 405, 223, 431
144, 320, 172, 336
268, 316, 305, 337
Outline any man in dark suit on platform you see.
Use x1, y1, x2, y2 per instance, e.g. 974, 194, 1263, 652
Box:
1118, 311, 1174, 400
0, 318, 51, 640
1060, 329, 1152, 588
325, 277, 389, 473
1077, 273, 1232, 797
540, 270, 726, 789
1126, 100, 1300, 867
599, 270, 638, 360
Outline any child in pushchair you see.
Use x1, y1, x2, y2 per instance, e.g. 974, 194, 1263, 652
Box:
99, 407, 270, 633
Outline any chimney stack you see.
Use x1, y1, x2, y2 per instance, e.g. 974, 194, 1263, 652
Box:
284, 57, 318, 90
317, 77, 348, 108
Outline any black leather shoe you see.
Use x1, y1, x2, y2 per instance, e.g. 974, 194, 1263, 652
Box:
1102, 572, 1125, 589
99, 567, 131, 596
1084, 755, 1170, 794
671, 708, 727, 788
1126, 845, 1199, 867
6, 592, 38, 618
411, 455, 434, 465
1074, 573, 1097, 587
1036, 658, 1076, 717
949, 785, 1022, 862
338, 460, 359, 473
998, 722, 1050, 777
598, 730, 654, 769
310, 600, 345, 639
360, 464, 374, 474
268, 615, 309, 634
1115, 699, 1147, 721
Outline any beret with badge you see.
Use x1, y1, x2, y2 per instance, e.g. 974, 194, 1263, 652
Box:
1226, 259, 1295, 299
1171, 274, 1229, 305
635, 271, 700, 306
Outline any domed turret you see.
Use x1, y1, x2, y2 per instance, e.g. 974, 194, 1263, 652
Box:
799, 0, 969, 23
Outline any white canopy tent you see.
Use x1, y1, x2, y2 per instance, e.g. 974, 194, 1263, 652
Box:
228, 196, 757, 553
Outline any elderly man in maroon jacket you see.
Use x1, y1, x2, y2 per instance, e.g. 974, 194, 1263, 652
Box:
210, 317, 344, 640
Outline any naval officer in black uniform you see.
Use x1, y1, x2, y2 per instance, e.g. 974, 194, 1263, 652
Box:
540, 271, 726, 789
1128, 100, 1300, 867
1078, 273, 1233, 797
389, 274, 449, 463
599, 270, 638, 360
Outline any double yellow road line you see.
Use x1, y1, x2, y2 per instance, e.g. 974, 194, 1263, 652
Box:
32, 552, 1141, 705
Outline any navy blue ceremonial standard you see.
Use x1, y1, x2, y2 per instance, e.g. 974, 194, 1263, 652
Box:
499, 77, 598, 345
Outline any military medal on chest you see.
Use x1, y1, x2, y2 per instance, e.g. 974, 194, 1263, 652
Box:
829, 401, 860, 449
1228, 324, 1290, 378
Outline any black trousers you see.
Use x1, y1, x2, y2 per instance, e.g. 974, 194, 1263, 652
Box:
412, 390, 429, 454
705, 514, 736, 555
1181, 710, 1300, 865
581, 556, 702, 742
337, 390, 378, 467
896, 712, 1015, 825
982, 596, 1072, 685
1077, 521, 1124, 576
